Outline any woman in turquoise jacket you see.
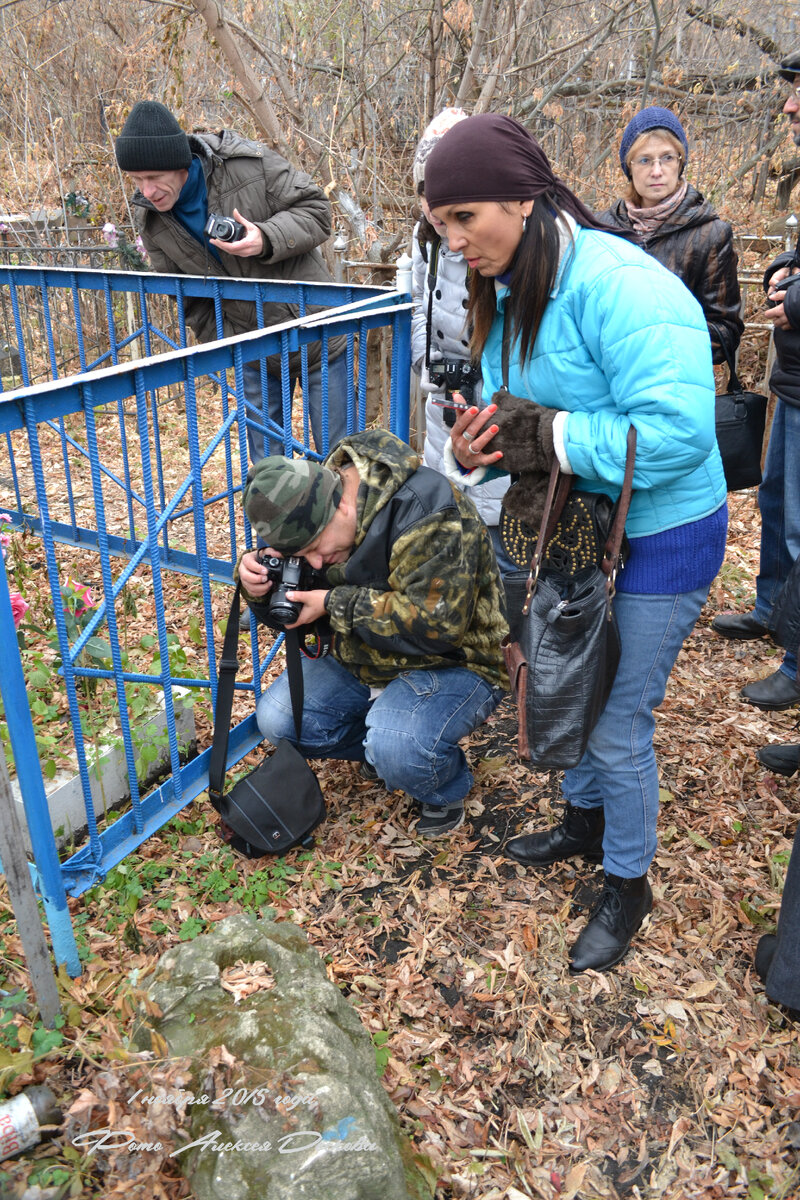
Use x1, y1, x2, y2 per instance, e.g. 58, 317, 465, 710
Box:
426, 113, 727, 975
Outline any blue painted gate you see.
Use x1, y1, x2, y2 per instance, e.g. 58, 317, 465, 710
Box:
0, 264, 411, 973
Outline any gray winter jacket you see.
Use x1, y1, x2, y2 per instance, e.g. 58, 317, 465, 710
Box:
132, 130, 345, 374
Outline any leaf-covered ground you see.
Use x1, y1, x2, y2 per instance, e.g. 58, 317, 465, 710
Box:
1, 486, 799, 1200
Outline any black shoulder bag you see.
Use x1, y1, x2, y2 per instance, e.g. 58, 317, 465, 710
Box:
714, 348, 767, 492
208, 584, 326, 857
502, 428, 636, 770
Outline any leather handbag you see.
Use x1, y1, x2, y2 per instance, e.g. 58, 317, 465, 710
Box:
715, 350, 767, 492
501, 486, 628, 643
502, 428, 636, 770
208, 584, 326, 857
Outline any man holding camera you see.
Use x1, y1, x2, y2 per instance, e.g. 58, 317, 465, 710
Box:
714, 51, 800, 710
237, 429, 508, 838
114, 100, 349, 459
712, 51, 800, 719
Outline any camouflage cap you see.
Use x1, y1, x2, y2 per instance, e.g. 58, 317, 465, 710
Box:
243, 457, 343, 553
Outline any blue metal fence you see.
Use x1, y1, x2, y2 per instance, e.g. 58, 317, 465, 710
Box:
0, 265, 411, 973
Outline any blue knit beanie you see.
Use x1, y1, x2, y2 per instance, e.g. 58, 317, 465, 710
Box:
619, 107, 689, 178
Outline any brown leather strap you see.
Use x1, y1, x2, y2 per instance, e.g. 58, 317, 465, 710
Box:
521, 461, 574, 614
522, 425, 637, 612
600, 426, 637, 580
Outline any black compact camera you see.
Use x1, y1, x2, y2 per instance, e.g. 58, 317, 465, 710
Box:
766, 271, 800, 306
204, 213, 246, 243
257, 552, 326, 627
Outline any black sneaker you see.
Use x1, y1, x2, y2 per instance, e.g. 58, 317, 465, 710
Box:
359, 761, 380, 782
416, 803, 464, 838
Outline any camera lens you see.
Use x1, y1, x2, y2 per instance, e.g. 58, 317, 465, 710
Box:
267, 594, 301, 626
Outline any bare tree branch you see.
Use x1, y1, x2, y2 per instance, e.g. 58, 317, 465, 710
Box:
188, 0, 290, 155
455, 0, 494, 107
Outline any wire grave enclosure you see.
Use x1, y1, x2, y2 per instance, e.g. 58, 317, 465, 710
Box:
0, 265, 412, 974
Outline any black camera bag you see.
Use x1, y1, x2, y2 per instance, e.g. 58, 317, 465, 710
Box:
208, 584, 325, 857
714, 349, 767, 492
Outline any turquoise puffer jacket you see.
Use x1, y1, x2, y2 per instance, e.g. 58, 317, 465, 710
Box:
481, 225, 728, 539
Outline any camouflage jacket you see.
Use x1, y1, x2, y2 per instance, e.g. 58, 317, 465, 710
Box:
322, 431, 508, 688
241, 431, 508, 688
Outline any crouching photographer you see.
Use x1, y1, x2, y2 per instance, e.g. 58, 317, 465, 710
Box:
237, 430, 508, 838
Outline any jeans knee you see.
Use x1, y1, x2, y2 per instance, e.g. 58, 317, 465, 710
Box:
255, 690, 294, 744
364, 730, 431, 793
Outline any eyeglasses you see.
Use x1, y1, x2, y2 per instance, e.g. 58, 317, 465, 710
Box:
631, 153, 681, 169
787, 83, 800, 101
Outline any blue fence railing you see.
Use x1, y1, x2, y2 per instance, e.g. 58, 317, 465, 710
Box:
0, 266, 412, 973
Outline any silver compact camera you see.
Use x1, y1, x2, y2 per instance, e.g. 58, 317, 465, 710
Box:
204, 213, 246, 243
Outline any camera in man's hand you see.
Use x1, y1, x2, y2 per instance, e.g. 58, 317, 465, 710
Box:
257, 552, 326, 627
204, 213, 246, 243
766, 271, 800, 306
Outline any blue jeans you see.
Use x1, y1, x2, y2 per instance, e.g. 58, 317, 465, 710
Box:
244, 350, 350, 462
489, 525, 520, 581
755, 397, 800, 677
255, 655, 503, 807
563, 586, 708, 879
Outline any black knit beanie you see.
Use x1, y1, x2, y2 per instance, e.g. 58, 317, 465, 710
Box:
115, 101, 192, 172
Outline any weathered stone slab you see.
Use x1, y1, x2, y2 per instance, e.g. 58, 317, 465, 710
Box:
136, 914, 434, 1200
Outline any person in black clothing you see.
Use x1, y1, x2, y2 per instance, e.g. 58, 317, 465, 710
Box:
711, 51, 800, 716
755, 820, 800, 1019
598, 105, 743, 367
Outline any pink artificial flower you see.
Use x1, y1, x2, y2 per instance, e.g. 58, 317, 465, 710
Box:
10, 592, 28, 629
64, 576, 95, 617
0, 532, 9, 557
102, 221, 119, 249
135, 235, 148, 260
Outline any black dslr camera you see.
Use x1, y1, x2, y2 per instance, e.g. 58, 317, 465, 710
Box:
204, 213, 246, 243
257, 552, 326, 627
429, 358, 481, 404
429, 358, 482, 426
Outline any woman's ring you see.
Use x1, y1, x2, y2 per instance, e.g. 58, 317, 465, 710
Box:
462, 430, 474, 442
468, 442, 480, 454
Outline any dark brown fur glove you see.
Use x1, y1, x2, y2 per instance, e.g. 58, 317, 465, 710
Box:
489, 388, 558, 524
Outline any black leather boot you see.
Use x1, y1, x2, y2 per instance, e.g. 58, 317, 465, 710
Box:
505, 802, 604, 867
756, 743, 800, 777
569, 872, 653, 974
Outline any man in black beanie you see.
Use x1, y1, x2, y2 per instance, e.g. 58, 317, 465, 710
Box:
114, 100, 349, 461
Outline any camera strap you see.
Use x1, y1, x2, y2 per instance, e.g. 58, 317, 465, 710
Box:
424, 237, 441, 374
208, 582, 304, 808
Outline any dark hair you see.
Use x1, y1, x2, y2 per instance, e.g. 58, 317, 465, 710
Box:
416, 213, 439, 259
469, 192, 563, 364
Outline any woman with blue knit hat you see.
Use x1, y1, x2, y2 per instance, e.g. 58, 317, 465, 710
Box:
598, 105, 743, 365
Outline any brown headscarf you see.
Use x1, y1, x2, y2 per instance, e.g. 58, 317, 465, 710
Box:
424, 113, 609, 230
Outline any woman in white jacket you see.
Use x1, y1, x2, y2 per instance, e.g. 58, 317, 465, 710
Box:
411, 109, 513, 574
